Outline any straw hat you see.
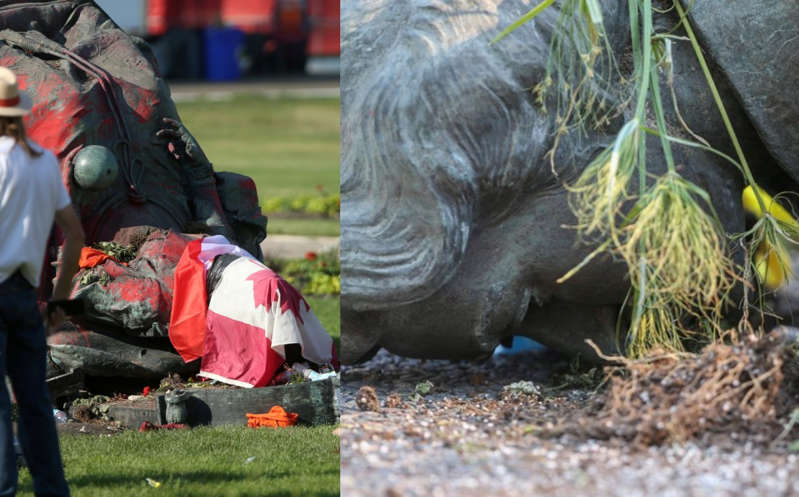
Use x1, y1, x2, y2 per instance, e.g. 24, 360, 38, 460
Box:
0, 67, 32, 116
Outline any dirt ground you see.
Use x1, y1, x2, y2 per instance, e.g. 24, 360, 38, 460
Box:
340, 349, 798, 497
55, 419, 124, 436
52, 394, 156, 436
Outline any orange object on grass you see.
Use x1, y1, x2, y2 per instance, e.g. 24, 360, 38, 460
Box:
246, 406, 298, 428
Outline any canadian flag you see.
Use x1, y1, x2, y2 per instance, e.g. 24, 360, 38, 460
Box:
168, 236, 335, 387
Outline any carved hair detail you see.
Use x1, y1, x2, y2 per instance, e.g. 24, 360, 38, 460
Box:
341, 0, 569, 311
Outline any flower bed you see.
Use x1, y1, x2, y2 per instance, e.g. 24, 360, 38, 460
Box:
266, 250, 341, 296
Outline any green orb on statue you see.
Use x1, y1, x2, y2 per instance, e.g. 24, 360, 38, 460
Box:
72, 145, 119, 190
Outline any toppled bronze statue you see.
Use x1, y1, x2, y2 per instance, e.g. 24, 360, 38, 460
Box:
0, 1, 265, 380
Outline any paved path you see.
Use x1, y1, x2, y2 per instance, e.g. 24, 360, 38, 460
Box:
169, 78, 339, 102
260, 234, 339, 260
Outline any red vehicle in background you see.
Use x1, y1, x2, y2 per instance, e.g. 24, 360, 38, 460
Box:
97, 0, 339, 78
305, 0, 340, 75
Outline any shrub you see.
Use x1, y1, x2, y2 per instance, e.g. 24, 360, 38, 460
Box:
262, 197, 290, 213
267, 249, 340, 296
261, 194, 340, 218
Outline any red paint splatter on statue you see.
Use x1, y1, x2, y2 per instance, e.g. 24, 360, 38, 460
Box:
25, 72, 87, 157
114, 279, 163, 313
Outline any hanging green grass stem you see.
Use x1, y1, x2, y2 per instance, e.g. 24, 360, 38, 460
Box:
627, 296, 684, 358
567, 119, 638, 242
620, 172, 735, 311
491, 0, 556, 45
494, 0, 792, 356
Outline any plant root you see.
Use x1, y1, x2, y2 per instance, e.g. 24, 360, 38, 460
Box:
548, 331, 797, 446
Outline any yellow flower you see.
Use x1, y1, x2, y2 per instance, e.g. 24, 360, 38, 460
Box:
742, 186, 798, 226
742, 186, 797, 289
754, 241, 792, 290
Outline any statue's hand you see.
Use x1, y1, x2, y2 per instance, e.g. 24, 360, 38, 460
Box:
156, 117, 211, 168
155, 117, 232, 237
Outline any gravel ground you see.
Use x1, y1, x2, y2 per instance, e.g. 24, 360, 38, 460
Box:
341, 349, 798, 497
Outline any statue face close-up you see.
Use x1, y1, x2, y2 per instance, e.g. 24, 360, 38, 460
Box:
340, 0, 799, 364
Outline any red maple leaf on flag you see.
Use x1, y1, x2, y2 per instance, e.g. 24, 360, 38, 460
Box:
247, 269, 309, 324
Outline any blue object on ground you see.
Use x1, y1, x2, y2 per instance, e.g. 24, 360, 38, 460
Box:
52, 409, 68, 424
493, 336, 546, 356
203, 27, 245, 81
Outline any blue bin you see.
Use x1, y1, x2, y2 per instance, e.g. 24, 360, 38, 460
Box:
203, 27, 244, 81
493, 336, 546, 356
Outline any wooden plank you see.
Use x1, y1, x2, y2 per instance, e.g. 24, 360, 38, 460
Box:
157, 377, 339, 427
46, 369, 85, 401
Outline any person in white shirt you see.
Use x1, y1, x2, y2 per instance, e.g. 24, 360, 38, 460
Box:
0, 66, 83, 497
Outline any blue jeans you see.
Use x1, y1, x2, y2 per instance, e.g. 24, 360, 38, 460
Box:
0, 272, 69, 497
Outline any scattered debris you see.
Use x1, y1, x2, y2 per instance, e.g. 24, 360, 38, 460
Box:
356, 386, 380, 412
78, 267, 111, 286
158, 373, 185, 391
69, 395, 112, 421
271, 368, 300, 385
551, 357, 605, 390
52, 409, 68, 424
145, 477, 161, 488
70, 404, 91, 423
501, 381, 541, 399
384, 392, 403, 409
414, 381, 433, 396
291, 362, 338, 382
93, 241, 137, 262
138, 422, 188, 432
245, 456, 256, 464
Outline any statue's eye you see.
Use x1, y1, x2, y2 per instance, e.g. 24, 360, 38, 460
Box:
72, 145, 119, 190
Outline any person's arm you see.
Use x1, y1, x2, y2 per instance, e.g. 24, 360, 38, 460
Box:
52, 205, 85, 301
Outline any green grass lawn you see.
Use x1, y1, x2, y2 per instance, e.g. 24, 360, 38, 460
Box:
307, 296, 340, 352
18, 426, 339, 497
176, 95, 340, 237
268, 217, 339, 237
16, 295, 341, 496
